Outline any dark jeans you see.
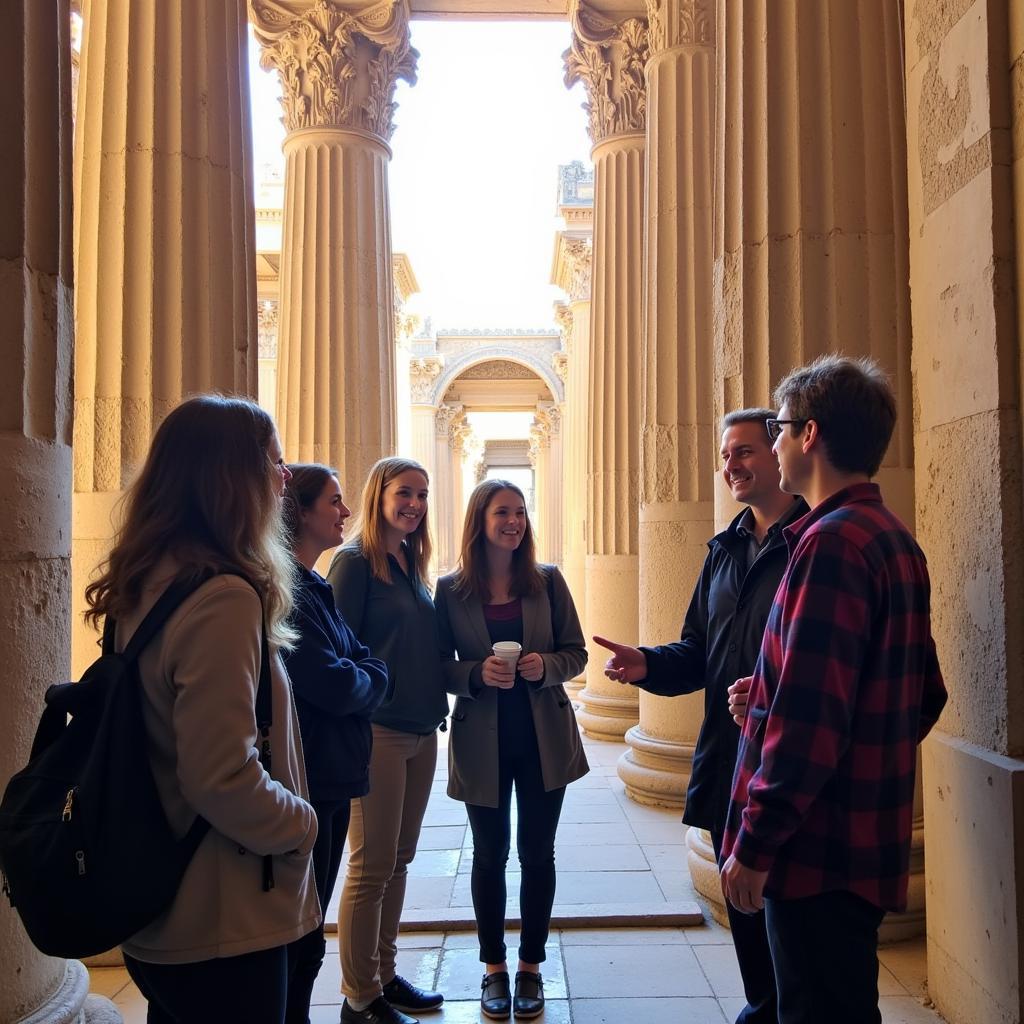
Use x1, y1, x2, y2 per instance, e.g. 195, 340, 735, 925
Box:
765, 890, 885, 1024
711, 829, 778, 1024
125, 946, 288, 1024
286, 799, 352, 1024
465, 740, 566, 966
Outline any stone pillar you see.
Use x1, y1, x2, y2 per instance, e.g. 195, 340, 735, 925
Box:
696, 0, 921, 933
907, 1, 1024, 1020
0, 3, 115, 1020
72, 0, 259, 675
529, 411, 554, 562
257, 299, 280, 422
433, 403, 462, 575
564, 1, 648, 740
409, 355, 443, 571
251, 0, 416, 499
620, 0, 716, 810
544, 406, 564, 567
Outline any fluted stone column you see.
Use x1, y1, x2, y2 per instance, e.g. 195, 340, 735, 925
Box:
0, 4, 115, 1020
529, 408, 562, 564
698, 0, 920, 937
433, 403, 463, 575
620, 0, 716, 810
552, 244, 592, 692
72, 0, 259, 675
907, 2, 1024, 1017
251, 0, 416, 498
565, 1, 648, 740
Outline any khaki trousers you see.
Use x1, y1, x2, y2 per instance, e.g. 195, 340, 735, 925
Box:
339, 724, 437, 1002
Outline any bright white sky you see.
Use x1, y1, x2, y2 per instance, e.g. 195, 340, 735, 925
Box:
248, 20, 592, 330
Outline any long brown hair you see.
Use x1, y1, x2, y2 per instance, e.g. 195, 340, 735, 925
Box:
452, 479, 543, 603
85, 394, 297, 649
346, 457, 432, 583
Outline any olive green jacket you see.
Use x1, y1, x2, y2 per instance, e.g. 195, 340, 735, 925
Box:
434, 565, 589, 808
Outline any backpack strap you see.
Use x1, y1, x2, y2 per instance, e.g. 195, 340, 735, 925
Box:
120, 575, 216, 663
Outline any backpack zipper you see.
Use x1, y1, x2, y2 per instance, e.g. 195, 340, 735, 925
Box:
61, 787, 76, 822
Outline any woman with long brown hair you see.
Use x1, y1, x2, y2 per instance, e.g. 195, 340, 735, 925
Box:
85, 394, 319, 1023
327, 457, 447, 1024
434, 479, 588, 1021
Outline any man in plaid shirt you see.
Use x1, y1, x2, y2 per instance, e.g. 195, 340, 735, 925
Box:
720, 355, 947, 1024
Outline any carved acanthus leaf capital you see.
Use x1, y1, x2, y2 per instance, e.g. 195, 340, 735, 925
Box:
258, 299, 280, 358
552, 351, 569, 383
564, 237, 592, 301
564, 2, 650, 145
250, 0, 417, 139
645, 0, 714, 53
410, 355, 443, 403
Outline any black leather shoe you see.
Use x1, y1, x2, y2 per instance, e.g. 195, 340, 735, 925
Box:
480, 971, 511, 1020
340, 997, 418, 1024
513, 971, 544, 1019
380, 975, 444, 1013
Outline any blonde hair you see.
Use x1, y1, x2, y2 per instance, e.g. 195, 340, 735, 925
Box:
347, 457, 432, 583
85, 394, 297, 649
452, 479, 543, 603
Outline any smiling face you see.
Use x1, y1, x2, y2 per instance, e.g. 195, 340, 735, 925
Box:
771, 403, 809, 496
720, 421, 782, 510
301, 474, 350, 553
483, 487, 528, 554
380, 468, 429, 544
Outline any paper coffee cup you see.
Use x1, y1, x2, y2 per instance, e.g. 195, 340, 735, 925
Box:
492, 641, 522, 666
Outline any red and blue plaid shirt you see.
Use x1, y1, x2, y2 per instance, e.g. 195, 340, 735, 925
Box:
722, 483, 947, 910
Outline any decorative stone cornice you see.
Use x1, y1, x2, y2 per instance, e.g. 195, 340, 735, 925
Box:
645, 0, 714, 54
410, 355, 443, 402
250, 0, 418, 139
564, 1, 650, 145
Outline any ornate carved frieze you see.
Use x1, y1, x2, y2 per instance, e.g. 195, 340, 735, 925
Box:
250, 0, 418, 139
456, 359, 537, 381
564, 1, 650, 145
410, 355, 443, 403
645, 0, 714, 53
258, 299, 280, 359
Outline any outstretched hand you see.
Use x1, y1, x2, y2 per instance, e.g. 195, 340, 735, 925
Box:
592, 635, 647, 684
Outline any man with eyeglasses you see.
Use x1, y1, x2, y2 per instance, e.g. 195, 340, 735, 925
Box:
719, 355, 948, 1024
594, 407, 804, 1024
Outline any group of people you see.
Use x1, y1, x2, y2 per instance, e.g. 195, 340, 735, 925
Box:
87, 397, 587, 1024
597, 354, 948, 1024
85, 351, 947, 1024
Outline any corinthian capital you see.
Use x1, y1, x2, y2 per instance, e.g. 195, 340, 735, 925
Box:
250, 0, 417, 139
564, 1, 650, 145
645, 0, 714, 54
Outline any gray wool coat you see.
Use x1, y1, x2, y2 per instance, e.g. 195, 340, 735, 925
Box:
434, 565, 589, 808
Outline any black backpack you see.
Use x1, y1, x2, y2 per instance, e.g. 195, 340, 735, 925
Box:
0, 574, 272, 958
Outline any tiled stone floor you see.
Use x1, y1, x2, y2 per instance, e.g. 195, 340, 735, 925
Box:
88, 731, 947, 1023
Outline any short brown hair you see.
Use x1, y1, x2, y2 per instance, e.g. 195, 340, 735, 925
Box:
452, 479, 544, 603
721, 408, 775, 436
773, 355, 896, 476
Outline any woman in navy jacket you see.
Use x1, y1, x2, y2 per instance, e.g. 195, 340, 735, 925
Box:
282, 464, 389, 1024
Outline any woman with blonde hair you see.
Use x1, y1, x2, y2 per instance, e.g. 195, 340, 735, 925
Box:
327, 457, 447, 1024
434, 479, 588, 1021
85, 394, 319, 1023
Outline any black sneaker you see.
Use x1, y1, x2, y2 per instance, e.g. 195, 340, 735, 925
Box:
380, 975, 444, 1013
513, 971, 544, 1019
340, 996, 418, 1024
480, 971, 512, 1020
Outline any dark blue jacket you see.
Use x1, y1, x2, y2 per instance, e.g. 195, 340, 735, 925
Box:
638, 500, 806, 834
283, 564, 389, 802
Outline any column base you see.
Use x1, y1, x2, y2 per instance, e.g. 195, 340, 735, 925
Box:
564, 674, 585, 697
575, 687, 639, 740
618, 725, 693, 808
17, 960, 120, 1023
685, 827, 729, 927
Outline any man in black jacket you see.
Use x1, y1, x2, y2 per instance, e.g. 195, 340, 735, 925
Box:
595, 408, 805, 1024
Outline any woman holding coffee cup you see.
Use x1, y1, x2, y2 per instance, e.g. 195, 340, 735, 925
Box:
434, 479, 588, 1021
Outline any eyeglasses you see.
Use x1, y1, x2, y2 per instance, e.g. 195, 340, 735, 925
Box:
765, 418, 807, 441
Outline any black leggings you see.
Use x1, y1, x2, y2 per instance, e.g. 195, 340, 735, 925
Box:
125, 946, 288, 1024
465, 742, 565, 966
286, 798, 352, 1024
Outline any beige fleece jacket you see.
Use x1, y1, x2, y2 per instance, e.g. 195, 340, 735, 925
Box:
117, 571, 320, 964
